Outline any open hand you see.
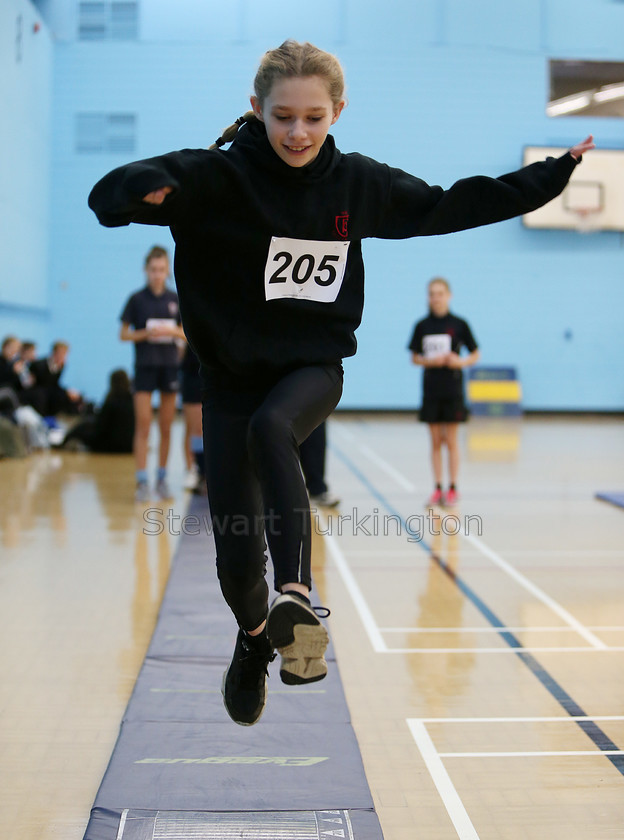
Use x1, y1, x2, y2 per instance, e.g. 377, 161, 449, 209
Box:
569, 135, 595, 161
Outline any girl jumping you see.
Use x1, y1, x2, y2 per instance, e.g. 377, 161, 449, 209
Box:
89, 39, 593, 725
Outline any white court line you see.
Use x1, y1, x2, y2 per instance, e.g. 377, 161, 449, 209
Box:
380, 625, 594, 633
587, 626, 624, 631
333, 428, 608, 651
331, 425, 416, 492
383, 646, 623, 654
406, 715, 624, 839
319, 512, 387, 652
418, 716, 624, 722
331, 423, 356, 442
440, 750, 624, 758
461, 530, 608, 650
481, 549, 624, 557
355, 443, 416, 492
407, 719, 481, 840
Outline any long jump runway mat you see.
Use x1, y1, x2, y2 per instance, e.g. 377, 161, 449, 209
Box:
82, 496, 384, 839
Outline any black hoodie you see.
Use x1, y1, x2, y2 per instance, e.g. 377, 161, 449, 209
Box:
88, 120, 577, 376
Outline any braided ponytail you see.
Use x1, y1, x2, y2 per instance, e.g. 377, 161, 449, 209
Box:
208, 111, 257, 150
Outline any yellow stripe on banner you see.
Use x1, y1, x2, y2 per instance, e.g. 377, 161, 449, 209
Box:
468, 381, 522, 403
469, 433, 520, 453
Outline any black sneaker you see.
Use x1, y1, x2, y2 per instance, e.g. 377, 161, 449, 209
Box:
222, 629, 275, 726
267, 593, 330, 685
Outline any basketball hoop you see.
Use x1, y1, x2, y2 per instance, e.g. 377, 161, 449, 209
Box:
572, 206, 601, 233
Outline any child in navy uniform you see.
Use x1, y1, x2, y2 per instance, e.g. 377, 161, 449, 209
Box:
120, 246, 185, 501
409, 277, 480, 506
89, 39, 593, 725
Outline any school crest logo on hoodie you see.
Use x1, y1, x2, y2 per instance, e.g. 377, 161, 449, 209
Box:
335, 212, 349, 239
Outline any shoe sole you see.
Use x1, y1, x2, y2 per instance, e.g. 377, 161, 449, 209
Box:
221, 668, 266, 727
267, 595, 329, 685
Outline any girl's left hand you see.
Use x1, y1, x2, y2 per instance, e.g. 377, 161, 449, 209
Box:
569, 135, 595, 161
149, 323, 174, 338
446, 352, 463, 369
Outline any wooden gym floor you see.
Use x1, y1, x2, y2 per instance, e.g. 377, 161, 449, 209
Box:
0, 413, 622, 840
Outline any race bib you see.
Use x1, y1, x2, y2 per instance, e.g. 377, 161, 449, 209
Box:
423, 333, 451, 359
264, 237, 350, 304
146, 318, 176, 343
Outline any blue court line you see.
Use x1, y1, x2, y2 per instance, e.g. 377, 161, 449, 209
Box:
330, 443, 624, 776
595, 491, 624, 511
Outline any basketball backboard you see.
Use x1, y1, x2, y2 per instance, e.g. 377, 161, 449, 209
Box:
522, 146, 624, 232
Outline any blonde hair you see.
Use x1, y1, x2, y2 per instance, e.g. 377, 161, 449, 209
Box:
254, 39, 345, 108
209, 40, 345, 150
428, 276, 451, 293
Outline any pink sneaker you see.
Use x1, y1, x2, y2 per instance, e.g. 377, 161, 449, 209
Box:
444, 488, 459, 506
427, 488, 443, 506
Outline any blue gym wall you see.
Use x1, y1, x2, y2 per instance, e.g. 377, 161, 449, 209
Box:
0, 0, 52, 349
6, 0, 624, 409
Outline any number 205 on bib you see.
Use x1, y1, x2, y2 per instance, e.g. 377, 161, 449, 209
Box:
264, 237, 350, 304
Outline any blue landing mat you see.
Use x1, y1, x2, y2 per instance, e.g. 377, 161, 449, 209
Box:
82, 496, 384, 839
595, 491, 624, 510
86, 808, 383, 839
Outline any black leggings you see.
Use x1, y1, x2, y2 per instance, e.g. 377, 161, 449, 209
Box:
201, 364, 343, 631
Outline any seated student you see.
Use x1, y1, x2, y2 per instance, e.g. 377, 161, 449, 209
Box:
0, 337, 46, 414
30, 341, 85, 416
0, 336, 24, 415
17, 341, 37, 390
60, 369, 134, 453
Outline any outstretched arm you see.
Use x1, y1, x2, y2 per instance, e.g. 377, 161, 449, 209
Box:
378, 136, 595, 239
88, 150, 206, 228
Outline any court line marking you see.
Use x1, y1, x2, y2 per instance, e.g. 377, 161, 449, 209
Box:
331, 423, 355, 441
332, 424, 416, 492
407, 719, 481, 840
329, 441, 624, 777
382, 646, 623, 654
419, 716, 624, 722
585, 626, 624, 631
353, 443, 416, 492
319, 523, 620, 652
407, 715, 624, 839
334, 426, 606, 649
439, 750, 624, 757
345, 547, 624, 560
319, 512, 387, 653
380, 625, 622, 633
460, 529, 607, 650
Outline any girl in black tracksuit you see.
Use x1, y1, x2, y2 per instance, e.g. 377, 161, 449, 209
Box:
88, 38, 593, 726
